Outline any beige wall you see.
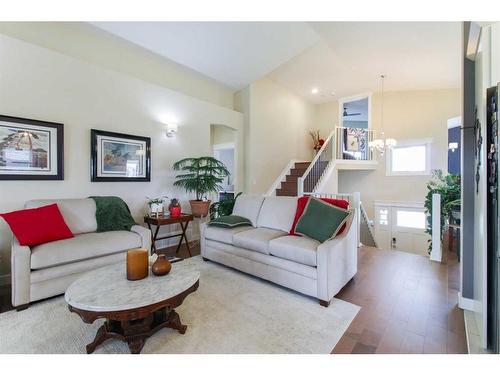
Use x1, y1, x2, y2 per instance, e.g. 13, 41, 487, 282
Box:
315, 100, 339, 139
0, 34, 243, 278
317, 89, 460, 217
237, 78, 316, 193
0, 22, 235, 109
211, 124, 236, 146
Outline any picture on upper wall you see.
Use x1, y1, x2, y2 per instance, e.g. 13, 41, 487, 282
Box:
91, 129, 151, 182
0, 115, 64, 180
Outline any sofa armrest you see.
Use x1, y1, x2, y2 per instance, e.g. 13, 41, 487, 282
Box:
131, 225, 152, 251
316, 215, 358, 302
11, 237, 31, 307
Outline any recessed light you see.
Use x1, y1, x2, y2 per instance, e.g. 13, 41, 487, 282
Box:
311, 87, 319, 95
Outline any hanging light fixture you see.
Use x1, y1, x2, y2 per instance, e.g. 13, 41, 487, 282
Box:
369, 74, 397, 155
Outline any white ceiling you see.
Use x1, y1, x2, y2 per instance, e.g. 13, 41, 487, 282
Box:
91, 22, 320, 90
271, 22, 461, 103
90, 22, 461, 103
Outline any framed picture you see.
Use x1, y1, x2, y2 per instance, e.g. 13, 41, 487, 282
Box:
0, 115, 64, 180
90, 129, 151, 182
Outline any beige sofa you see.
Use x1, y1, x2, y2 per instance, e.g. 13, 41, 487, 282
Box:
200, 195, 358, 306
11, 198, 151, 310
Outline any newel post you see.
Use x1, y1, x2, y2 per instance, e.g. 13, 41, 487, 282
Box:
430, 193, 442, 262
353, 192, 361, 246
297, 177, 304, 197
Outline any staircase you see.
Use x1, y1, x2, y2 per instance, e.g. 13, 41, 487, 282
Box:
276, 162, 310, 196
359, 203, 378, 247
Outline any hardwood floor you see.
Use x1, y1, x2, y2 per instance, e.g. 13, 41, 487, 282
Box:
0, 240, 466, 354
332, 244, 467, 354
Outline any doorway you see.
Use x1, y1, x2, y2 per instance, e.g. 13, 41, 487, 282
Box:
210, 124, 237, 201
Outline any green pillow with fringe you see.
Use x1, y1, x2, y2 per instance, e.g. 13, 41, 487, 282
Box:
209, 215, 252, 228
295, 197, 353, 242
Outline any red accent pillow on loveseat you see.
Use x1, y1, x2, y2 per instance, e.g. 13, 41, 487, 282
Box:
0, 204, 74, 246
289, 196, 350, 236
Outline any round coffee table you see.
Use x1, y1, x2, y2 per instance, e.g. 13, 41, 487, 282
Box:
65, 260, 200, 354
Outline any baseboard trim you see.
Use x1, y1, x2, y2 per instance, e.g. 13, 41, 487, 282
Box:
0, 274, 10, 286
458, 292, 475, 311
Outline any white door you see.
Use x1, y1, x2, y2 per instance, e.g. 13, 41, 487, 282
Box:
374, 203, 429, 255
390, 207, 428, 255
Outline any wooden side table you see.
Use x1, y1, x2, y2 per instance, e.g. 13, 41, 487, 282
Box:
144, 214, 194, 257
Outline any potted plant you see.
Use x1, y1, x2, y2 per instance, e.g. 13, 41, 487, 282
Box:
173, 156, 230, 217
168, 198, 182, 218
209, 192, 242, 220
146, 196, 167, 217
424, 169, 461, 254
309, 130, 325, 153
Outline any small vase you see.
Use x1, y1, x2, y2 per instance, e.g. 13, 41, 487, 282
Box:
151, 254, 172, 276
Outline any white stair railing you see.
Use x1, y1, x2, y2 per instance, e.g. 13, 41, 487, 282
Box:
298, 129, 336, 196
335, 126, 376, 161
360, 202, 378, 248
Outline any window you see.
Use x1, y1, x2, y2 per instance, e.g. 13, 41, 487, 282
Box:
395, 210, 426, 229
386, 140, 431, 176
378, 208, 389, 226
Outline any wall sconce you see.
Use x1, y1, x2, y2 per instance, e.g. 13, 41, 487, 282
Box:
166, 123, 178, 138
448, 142, 458, 152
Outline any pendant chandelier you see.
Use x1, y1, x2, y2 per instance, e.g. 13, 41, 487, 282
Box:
369, 75, 396, 155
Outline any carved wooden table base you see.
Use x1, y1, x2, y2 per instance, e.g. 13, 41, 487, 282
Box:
85, 308, 187, 354
69, 280, 199, 354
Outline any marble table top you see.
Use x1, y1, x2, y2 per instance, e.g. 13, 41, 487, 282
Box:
65, 259, 200, 312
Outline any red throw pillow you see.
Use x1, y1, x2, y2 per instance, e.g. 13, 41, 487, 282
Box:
0, 204, 74, 246
290, 196, 350, 236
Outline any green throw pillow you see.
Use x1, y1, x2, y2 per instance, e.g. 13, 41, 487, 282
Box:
209, 215, 252, 228
295, 197, 353, 243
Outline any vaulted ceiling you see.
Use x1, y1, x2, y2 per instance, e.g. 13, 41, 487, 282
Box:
91, 21, 461, 103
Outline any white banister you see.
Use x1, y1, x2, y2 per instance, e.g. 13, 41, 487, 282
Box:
298, 129, 336, 195
335, 126, 376, 161
430, 193, 442, 262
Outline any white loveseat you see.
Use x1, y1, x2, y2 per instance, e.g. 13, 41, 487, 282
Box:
200, 195, 358, 306
11, 198, 151, 309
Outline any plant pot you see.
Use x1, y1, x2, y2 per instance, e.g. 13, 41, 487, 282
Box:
169, 206, 182, 217
189, 200, 211, 218
149, 203, 164, 217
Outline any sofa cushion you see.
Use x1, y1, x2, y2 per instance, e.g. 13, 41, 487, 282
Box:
232, 227, 287, 255
205, 239, 317, 280
25, 198, 97, 235
232, 195, 265, 226
30, 231, 141, 269
257, 196, 297, 232
204, 225, 252, 245
269, 235, 319, 267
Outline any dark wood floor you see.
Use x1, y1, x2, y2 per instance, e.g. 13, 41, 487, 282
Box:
332, 244, 467, 354
0, 240, 466, 354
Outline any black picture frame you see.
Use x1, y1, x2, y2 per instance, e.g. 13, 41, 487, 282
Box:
90, 129, 151, 182
0, 114, 64, 180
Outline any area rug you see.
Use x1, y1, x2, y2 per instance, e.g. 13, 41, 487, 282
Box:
0, 256, 359, 354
